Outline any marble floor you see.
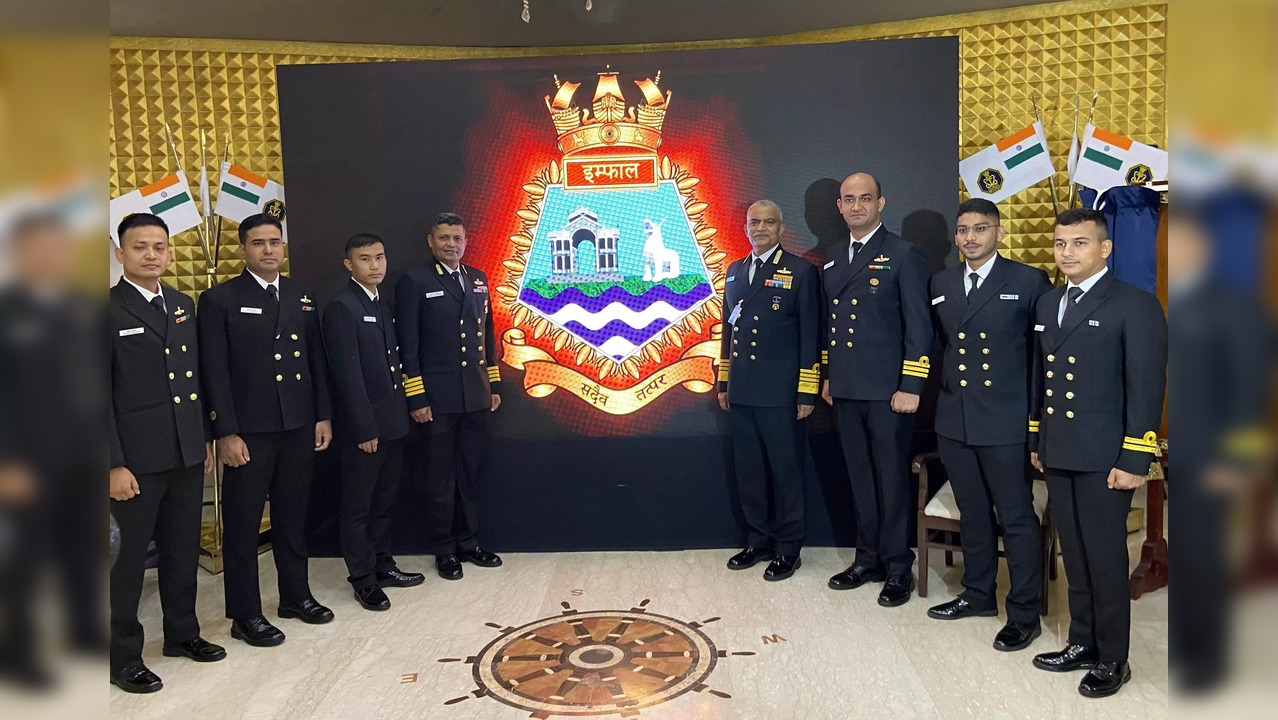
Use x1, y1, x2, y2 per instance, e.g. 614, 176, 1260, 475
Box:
108, 537, 1167, 720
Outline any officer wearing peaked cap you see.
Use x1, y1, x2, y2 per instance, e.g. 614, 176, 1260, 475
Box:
821, 173, 933, 608
198, 213, 335, 646
395, 213, 504, 581
110, 213, 224, 693
925, 198, 1052, 652
717, 200, 820, 582
1029, 208, 1167, 698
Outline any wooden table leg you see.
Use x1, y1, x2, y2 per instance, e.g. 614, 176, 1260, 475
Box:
1130, 477, 1168, 599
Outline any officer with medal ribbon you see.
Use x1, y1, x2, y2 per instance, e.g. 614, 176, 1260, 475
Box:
717, 200, 820, 581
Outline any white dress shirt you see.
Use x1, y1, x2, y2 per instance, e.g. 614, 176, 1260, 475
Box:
123, 275, 164, 308
1058, 265, 1108, 326
352, 277, 378, 302
964, 253, 998, 295
247, 269, 280, 296
848, 224, 883, 263
748, 244, 780, 284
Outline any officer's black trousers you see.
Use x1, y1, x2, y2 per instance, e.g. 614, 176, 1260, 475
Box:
222, 426, 314, 619
109, 462, 202, 671
729, 404, 807, 555
938, 436, 1041, 622
1046, 468, 1134, 663
424, 409, 488, 556
339, 437, 405, 589
832, 399, 915, 576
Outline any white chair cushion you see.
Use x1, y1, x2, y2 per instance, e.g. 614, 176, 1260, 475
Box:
924, 480, 1050, 522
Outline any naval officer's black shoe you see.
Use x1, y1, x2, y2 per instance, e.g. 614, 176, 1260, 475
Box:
763, 555, 801, 581
927, 597, 997, 620
436, 554, 464, 580
278, 598, 334, 624
110, 663, 163, 694
162, 636, 227, 662
230, 616, 285, 647
1078, 661, 1131, 698
877, 574, 915, 607
1032, 643, 1099, 672
828, 564, 885, 590
377, 567, 426, 588
727, 546, 774, 570
354, 585, 391, 611
458, 546, 503, 567
993, 620, 1041, 651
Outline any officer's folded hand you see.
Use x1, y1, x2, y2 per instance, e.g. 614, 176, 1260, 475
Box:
491, 394, 502, 412
204, 442, 215, 476
359, 438, 379, 454
219, 434, 251, 467
797, 404, 814, 420
1030, 452, 1043, 472
890, 391, 920, 414
717, 392, 729, 411
820, 380, 832, 406
110, 466, 140, 501
1107, 467, 1148, 490
411, 406, 433, 423
315, 420, 333, 451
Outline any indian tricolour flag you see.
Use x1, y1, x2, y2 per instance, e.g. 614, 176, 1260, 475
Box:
1072, 124, 1168, 195
959, 122, 1056, 204
215, 162, 288, 241
108, 171, 202, 246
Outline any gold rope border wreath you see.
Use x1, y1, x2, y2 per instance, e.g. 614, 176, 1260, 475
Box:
494, 155, 726, 381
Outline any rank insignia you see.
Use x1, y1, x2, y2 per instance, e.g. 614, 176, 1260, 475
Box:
173, 306, 185, 316
874, 255, 889, 263
300, 295, 312, 304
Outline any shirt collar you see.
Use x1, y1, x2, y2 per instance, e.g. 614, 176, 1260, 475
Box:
123, 276, 162, 303
751, 244, 780, 265
247, 269, 279, 292
352, 277, 378, 302
849, 223, 882, 247
1067, 265, 1108, 294
965, 253, 998, 283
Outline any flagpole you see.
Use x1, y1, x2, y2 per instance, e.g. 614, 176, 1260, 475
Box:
1031, 92, 1061, 218
163, 122, 214, 277
1068, 94, 1080, 209
199, 129, 215, 290
213, 128, 230, 283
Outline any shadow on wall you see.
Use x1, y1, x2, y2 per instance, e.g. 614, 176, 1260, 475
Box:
902, 209, 954, 273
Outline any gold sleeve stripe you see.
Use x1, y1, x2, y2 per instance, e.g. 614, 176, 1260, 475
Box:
718, 367, 731, 383
902, 369, 929, 379
1028, 424, 1040, 433
821, 350, 829, 365
1122, 442, 1158, 455
487, 367, 501, 382
798, 381, 821, 394
405, 386, 426, 397
1122, 433, 1161, 455
902, 360, 931, 370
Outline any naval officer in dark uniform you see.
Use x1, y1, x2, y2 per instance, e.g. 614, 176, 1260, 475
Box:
395, 213, 503, 580
198, 213, 334, 647
110, 213, 224, 693
717, 200, 820, 581
1029, 208, 1167, 698
821, 173, 933, 607
323, 234, 424, 611
926, 198, 1052, 651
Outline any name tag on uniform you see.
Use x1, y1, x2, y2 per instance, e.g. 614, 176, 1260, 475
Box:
363, 315, 377, 323
823, 260, 835, 270
119, 327, 144, 337
728, 301, 742, 326
726, 275, 735, 283
425, 290, 444, 299
931, 295, 945, 305
240, 306, 262, 315
1089, 319, 1100, 326
1000, 294, 1019, 300
1034, 324, 1046, 332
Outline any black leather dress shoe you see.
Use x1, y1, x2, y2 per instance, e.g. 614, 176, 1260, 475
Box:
458, 546, 503, 567
828, 565, 885, 590
230, 616, 285, 647
377, 567, 426, 588
877, 574, 915, 607
1032, 643, 1099, 672
727, 546, 774, 570
927, 597, 997, 621
993, 620, 1042, 651
763, 555, 801, 581
110, 664, 163, 694
1079, 661, 1131, 698
436, 554, 464, 580
162, 636, 227, 662
354, 585, 391, 611
278, 598, 335, 625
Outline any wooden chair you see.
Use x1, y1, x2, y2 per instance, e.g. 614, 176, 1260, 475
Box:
914, 451, 1058, 616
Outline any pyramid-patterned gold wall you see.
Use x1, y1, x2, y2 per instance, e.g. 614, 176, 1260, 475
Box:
109, 0, 1165, 293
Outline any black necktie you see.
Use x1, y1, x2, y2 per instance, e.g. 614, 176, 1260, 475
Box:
1061, 286, 1084, 326
968, 273, 980, 296
266, 284, 278, 303
750, 258, 764, 287
451, 271, 464, 292
851, 241, 864, 261
150, 295, 167, 336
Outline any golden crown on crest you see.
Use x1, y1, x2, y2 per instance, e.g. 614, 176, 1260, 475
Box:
544, 70, 671, 156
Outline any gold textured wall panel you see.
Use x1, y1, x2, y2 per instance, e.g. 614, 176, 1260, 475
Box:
109, 0, 1165, 292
